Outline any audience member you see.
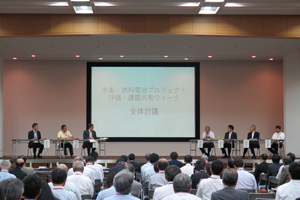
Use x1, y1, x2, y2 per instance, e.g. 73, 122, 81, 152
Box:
18, 155, 34, 175
149, 158, 168, 189
128, 153, 141, 173
125, 163, 142, 198
120, 155, 128, 163
154, 161, 159, 173
9, 158, 27, 180
96, 172, 117, 200
197, 160, 224, 200
205, 162, 212, 177
143, 153, 159, 182
233, 158, 257, 191
38, 181, 56, 200
180, 155, 194, 176
141, 153, 151, 175
253, 153, 269, 184
109, 158, 125, 174
168, 152, 182, 168
278, 155, 293, 186
23, 174, 42, 200
9, 157, 17, 168
85, 156, 103, 192
191, 159, 208, 189
67, 156, 95, 185
227, 158, 235, 169
201, 155, 208, 163
0, 160, 16, 181
90, 151, 104, 179
266, 154, 282, 189
208, 156, 217, 162
211, 169, 249, 200
0, 178, 23, 200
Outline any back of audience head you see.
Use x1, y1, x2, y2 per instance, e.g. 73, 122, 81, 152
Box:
57, 164, 68, 172
23, 174, 42, 199
222, 169, 238, 187
211, 160, 224, 176
158, 158, 169, 171
287, 152, 296, 162
116, 158, 125, 166
85, 156, 95, 164
90, 151, 99, 161
150, 153, 159, 164
283, 156, 292, 165
73, 161, 84, 172
170, 152, 178, 160
0, 178, 24, 200
154, 161, 159, 173
260, 153, 267, 161
125, 163, 135, 173
272, 154, 280, 163
227, 158, 235, 169
107, 172, 117, 188
233, 158, 244, 169
289, 162, 300, 180
173, 173, 192, 193
208, 156, 217, 162
145, 153, 151, 162
37, 181, 56, 200
128, 153, 135, 161
10, 157, 17, 168
113, 169, 133, 195
120, 155, 128, 163
74, 156, 84, 162
0, 160, 12, 170
51, 168, 67, 185
165, 165, 181, 182
15, 158, 24, 168
201, 154, 208, 163
18, 155, 27, 164
184, 155, 192, 164
194, 159, 206, 173
205, 162, 212, 177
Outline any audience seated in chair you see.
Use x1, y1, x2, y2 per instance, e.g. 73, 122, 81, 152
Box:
149, 158, 168, 190
266, 154, 282, 189
278, 154, 294, 186
125, 163, 142, 198
23, 174, 42, 200
253, 153, 269, 184
180, 155, 194, 177
233, 158, 257, 191
9, 158, 27, 180
191, 159, 208, 189
0, 178, 23, 200
67, 156, 95, 185
128, 153, 141, 173
0, 160, 16, 181
143, 153, 159, 182
168, 151, 182, 168
96, 172, 117, 200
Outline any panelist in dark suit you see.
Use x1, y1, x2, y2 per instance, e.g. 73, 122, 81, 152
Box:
221, 125, 237, 158
242, 125, 260, 159
83, 123, 102, 156
28, 123, 44, 159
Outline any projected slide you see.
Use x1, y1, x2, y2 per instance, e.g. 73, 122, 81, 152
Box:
90, 64, 198, 139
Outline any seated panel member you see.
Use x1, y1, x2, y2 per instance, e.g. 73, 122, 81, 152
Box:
242, 125, 260, 159
268, 125, 285, 155
83, 123, 102, 156
57, 125, 78, 158
200, 126, 215, 157
221, 125, 237, 158
28, 123, 44, 159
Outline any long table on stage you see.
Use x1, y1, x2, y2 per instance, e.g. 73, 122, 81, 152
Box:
11, 138, 107, 158
190, 139, 285, 157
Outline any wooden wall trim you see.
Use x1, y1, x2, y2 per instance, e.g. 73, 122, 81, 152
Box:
0, 14, 300, 38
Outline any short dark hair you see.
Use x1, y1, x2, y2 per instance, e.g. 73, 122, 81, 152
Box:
61, 124, 66, 130
51, 168, 67, 184
184, 155, 192, 163
16, 160, 24, 168
154, 161, 159, 173
0, 178, 24, 200
211, 160, 223, 175
116, 158, 125, 165
233, 158, 244, 168
195, 159, 206, 171
158, 159, 169, 171
120, 155, 128, 162
10, 157, 17, 164
128, 153, 135, 161
18, 155, 27, 163
85, 156, 95, 163
208, 156, 217, 162
287, 152, 296, 162
289, 162, 300, 180
227, 158, 234, 168
165, 165, 181, 182
170, 152, 178, 160
228, 125, 234, 130
283, 156, 292, 165
275, 125, 281, 129
107, 172, 117, 188
260, 153, 267, 161
23, 174, 42, 199
90, 151, 98, 161
32, 123, 38, 129
272, 154, 280, 163
88, 123, 94, 128
149, 153, 159, 164
145, 153, 151, 161
205, 162, 212, 177
223, 169, 238, 186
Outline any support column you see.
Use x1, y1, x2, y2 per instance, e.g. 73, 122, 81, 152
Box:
283, 50, 300, 157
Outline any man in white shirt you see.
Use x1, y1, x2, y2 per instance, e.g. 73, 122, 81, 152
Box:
96, 172, 117, 200
163, 173, 201, 200
149, 158, 168, 189
141, 153, 151, 175
50, 168, 77, 200
86, 156, 103, 192
200, 126, 215, 157
143, 153, 159, 182
196, 160, 224, 200
0, 160, 16, 182
180, 155, 194, 177
67, 156, 95, 185
233, 158, 257, 191
268, 125, 285, 155
90, 151, 104, 179
153, 165, 181, 200
67, 161, 94, 197
276, 162, 300, 200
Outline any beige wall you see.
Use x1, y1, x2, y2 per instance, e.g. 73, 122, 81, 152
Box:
3, 60, 283, 157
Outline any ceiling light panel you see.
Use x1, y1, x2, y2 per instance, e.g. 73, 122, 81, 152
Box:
205, 0, 224, 2
94, 2, 115, 6
199, 6, 220, 14
73, 6, 93, 13
225, 3, 245, 7
179, 2, 200, 7
49, 2, 69, 6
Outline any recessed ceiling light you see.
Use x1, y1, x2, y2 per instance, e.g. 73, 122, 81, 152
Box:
269, 58, 274, 61
94, 2, 114, 6
73, 6, 93, 14
99, 57, 103, 60
208, 55, 212, 58
71, 0, 90, 1
120, 55, 124, 58
225, 3, 244, 7
199, 6, 220, 14
31, 55, 36, 58
76, 55, 80, 58
252, 56, 256, 58
184, 58, 189, 60
205, 0, 224, 2
179, 2, 200, 7
49, 2, 69, 6
13, 57, 17, 60
164, 55, 168, 58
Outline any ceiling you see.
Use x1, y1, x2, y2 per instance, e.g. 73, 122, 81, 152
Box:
0, 0, 300, 15
0, 34, 298, 61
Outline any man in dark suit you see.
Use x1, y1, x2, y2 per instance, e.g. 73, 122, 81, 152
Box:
211, 169, 249, 200
242, 125, 260, 159
221, 125, 237, 158
278, 154, 294, 186
253, 153, 269, 184
128, 153, 141, 173
83, 123, 102, 156
266, 154, 282, 189
9, 158, 27, 180
191, 159, 208, 189
168, 151, 182, 168
109, 158, 125, 174
28, 123, 44, 159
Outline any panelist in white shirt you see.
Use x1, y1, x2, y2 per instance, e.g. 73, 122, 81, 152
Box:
180, 155, 194, 177
200, 126, 215, 157
268, 125, 285, 155
57, 125, 78, 158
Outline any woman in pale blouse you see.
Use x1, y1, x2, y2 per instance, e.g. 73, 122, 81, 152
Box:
57, 124, 78, 158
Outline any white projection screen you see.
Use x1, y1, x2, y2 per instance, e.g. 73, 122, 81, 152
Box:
87, 62, 200, 142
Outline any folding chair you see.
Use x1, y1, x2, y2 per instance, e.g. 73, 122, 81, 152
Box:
81, 195, 92, 200
267, 176, 279, 192
249, 193, 275, 200
258, 173, 267, 189
148, 189, 154, 200
190, 189, 197, 195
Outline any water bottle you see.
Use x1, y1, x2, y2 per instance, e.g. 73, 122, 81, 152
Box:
105, 162, 107, 169
56, 161, 59, 167
29, 161, 32, 168
50, 163, 52, 168
217, 134, 220, 140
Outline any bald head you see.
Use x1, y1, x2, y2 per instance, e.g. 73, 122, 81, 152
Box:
74, 156, 84, 162
158, 158, 169, 171
57, 164, 68, 173
16, 158, 24, 168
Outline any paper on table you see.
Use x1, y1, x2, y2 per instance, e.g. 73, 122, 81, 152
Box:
198, 140, 203, 148
73, 140, 79, 148
89, 139, 96, 143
